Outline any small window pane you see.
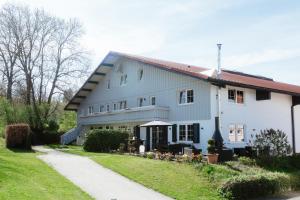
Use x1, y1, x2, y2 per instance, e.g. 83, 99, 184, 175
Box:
228, 89, 236, 102
187, 90, 194, 103
236, 124, 244, 141
138, 98, 143, 107
179, 125, 186, 141
187, 125, 194, 141
151, 97, 156, 105
179, 91, 186, 104
237, 90, 244, 104
106, 105, 110, 112
100, 105, 104, 112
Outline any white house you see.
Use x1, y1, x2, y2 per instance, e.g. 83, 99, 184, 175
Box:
63, 51, 300, 153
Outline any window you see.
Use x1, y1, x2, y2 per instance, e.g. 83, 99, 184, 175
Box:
138, 69, 143, 80
228, 89, 244, 104
120, 74, 127, 85
179, 124, 194, 142
179, 125, 186, 141
119, 100, 127, 109
106, 80, 110, 89
150, 96, 156, 106
106, 104, 110, 112
100, 105, 104, 112
228, 89, 236, 102
237, 90, 244, 104
228, 124, 245, 142
179, 89, 194, 104
88, 106, 94, 115
113, 103, 118, 111
187, 125, 194, 141
138, 97, 144, 107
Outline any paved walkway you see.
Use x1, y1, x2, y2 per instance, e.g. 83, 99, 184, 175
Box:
33, 146, 172, 200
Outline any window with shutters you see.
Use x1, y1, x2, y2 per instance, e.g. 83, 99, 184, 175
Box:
228, 124, 245, 142
179, 125, 186, 141
179, 124, 194, 142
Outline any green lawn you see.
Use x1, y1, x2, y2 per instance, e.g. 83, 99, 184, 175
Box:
0, 139, 92, 200
55, 145, 222, 200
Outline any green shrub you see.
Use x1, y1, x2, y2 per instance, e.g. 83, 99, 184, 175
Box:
47, 120, 59, 132
238, 156, 256, 166
146, 152, 155, 159
5, 124, 31, 150
83, 129, 129, 152
207, 139, 216, 154
219, 172, 290, 200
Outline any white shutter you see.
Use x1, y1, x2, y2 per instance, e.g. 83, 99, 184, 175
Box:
229, 124, 236, 142
236, 124, 245, 142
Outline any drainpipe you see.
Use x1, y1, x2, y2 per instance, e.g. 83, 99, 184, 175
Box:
291, 105, 295, 154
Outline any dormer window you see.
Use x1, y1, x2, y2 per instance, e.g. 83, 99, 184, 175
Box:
120, 74, 127, 86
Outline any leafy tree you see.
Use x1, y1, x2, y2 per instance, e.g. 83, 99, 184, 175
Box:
254, 129, 291, 157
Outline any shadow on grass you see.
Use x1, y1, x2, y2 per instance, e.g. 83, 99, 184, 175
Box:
7, 147, 35, 153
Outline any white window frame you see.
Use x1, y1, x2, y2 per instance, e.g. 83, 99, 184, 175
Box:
106, 104, 110, 112
119, 100, 127, 110
88, 106, 94, 115
228, 124, 245, 142
137, 97, 144, 107
120, 74, 128, 86
113, 102, 118, 111
178, 124, 194, 142
228, 88, 245, 104
150, 96, 156, 106
106, 79, 110, 89
100, 105, 105, 112
179, 89, 194, 105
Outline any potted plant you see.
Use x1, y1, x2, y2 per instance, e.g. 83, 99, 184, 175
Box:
207, 139, 219, 164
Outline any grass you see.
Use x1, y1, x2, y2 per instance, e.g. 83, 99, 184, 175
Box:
54, 145, 300, 200
56, 145, 222, 200
0, 138, 92, 200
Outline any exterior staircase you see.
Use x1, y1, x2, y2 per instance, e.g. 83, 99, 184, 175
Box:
60, 125, 83, 145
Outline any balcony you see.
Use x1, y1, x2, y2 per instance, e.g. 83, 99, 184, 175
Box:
79, 105, 169, 125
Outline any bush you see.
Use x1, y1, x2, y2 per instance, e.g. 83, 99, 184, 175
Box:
47, 120, 59, 132
83, 129, 129, 152
254, 129, 291, 157
5, 124, 31, 150
219, 173, 290, 200
146, 152, 155, 159
238, 157, 256, 166
207, 139, 216, 154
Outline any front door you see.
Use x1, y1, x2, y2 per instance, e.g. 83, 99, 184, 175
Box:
151, 126, 168, 150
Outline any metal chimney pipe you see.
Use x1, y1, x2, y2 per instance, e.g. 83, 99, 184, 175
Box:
217, 44, 222, 79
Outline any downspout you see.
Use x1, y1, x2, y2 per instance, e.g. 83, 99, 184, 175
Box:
291, 105, 295, 154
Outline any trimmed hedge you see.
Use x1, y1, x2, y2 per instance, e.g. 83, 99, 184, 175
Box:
219, 173, 290, 200
5, 123, 31, 150
83, 129, 129, 152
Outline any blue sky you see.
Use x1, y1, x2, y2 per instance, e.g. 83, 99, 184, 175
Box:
2, 0, 300, 85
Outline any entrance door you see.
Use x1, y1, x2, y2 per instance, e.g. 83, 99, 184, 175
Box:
152, 126, 168, 150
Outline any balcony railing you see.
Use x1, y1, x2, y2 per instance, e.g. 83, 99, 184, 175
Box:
79, 105, 169, 124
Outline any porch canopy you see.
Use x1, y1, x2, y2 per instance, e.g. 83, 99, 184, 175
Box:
140, 120, 172, 127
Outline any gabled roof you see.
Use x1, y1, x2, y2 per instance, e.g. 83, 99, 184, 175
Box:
65, 51, 300, 111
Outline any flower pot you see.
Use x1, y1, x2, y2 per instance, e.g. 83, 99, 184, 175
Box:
207, 153, 219, 164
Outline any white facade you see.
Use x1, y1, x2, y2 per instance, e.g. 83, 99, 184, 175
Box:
70, 56, 299, 153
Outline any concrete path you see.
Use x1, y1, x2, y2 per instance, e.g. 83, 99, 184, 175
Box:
33, 146, 172, 200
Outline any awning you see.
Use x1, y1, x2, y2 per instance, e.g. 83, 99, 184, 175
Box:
140, 120, 172, 127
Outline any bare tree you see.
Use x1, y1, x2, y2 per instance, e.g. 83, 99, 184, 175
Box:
47, 19, 89, 104
0, 4, 22, 101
